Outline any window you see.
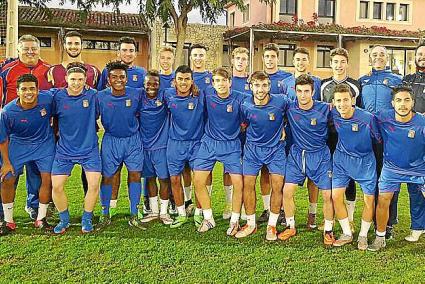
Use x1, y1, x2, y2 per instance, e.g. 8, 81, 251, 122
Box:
318, 0, 335, 18
242, 4, 250, 23
317, 45, 333, 68
229, 12, 235, 27
360, 1, 369, 19
386, 3, 395, 20
373, 2, 383, 19
39, 37, 52, 48
82, 40, 139, 51
399, 4, 408, 21
0, 36, 6, 46
280, 0, 297, 15
278, 44, 296, 67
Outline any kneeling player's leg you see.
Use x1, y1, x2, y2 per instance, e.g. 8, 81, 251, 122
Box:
36, 172, 52, 223
267, 174, 283, 234
234, 175, 256, 238
127, 171, 141, 217
1, 176, 17, 225
260, 166, 271, 213
100, 176, 113, 216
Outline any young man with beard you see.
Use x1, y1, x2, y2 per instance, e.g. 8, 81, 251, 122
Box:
51, 63, 101, 234
359, 45, 403, 239
330, 84, 381, 250
320, 48, 361, 232
236, 71, 288, 240
280, 75, 334, 245
0, 74, 55, 235
193, 68, 244, 233
96, 61, 145, 230
97, 36, 147, 216
47, 31, 100, 88
402, 44, 425, 242
0, 35, 52, 221
369, 86, 425, 251
164, 65, 205, 228
138, 70, 173, 225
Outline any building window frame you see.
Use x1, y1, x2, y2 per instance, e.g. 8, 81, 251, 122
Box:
373, 2, 383, 20
386, 2, 395, 21
318, 0, 336, 19
316, 45, 333, 68
229, 12, 235, 28
278, 44, 296, 67
398, 3, 409, 21
280, 0, 297, 15
359, 1, 370, 19
242, 4, 250, 23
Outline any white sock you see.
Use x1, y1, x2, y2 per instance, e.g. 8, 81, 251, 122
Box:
184, 186, 192, 202
262, 194, 270, 211
268, 212, 279, 227
309, 203, 318, 214
110, 199, 117, 208
286, 216, 295, 228
376, 230, 386, 237
37, 203, 49, 221
203, 208, 213, 220
194, 208, 203, 216
346, 200, 356, 222
359, 219, 372, 237
246, 214, 256, 227
338, 217, 352, 236
224, 185, 233, 204
177, 205, 186, 217
324, 219, 334, 232
160, 199, 169, 215
206, 185, 213, 196
230, 212, 240, 223
2, 202, 14, 223
149, 196, 159, 214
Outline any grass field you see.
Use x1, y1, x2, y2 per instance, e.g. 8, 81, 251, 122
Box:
0, 164, 424, 283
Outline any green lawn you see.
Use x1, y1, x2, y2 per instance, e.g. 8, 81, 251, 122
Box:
0, 164, 424, 283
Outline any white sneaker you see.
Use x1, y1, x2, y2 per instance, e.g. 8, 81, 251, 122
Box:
197, 218, 216, 233
222, 203, 232, 220
226, 221, 240, 236
405, 230, 424, 242
160, 214, 173, 225
140, 213, 159, 223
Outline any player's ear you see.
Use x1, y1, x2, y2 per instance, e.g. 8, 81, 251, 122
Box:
351, 96, 356, 106
391, 99, 395, 108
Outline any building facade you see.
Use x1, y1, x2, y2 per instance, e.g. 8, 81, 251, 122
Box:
225, 0, 424, 78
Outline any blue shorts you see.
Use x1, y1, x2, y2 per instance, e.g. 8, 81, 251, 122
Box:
285, 145, 332, 190
101, 133, 143, 177
193, 136, 242, 175
379, 167, 425, 193
6, 139, 55, 178
243, 142, 286, 176
166, 139, 201, 176
332, 150, 377, 195
143, 147, 169, 179
52, 148, 102, 176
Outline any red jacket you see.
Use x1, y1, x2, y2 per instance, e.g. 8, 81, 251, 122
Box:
0, 59, 52, 107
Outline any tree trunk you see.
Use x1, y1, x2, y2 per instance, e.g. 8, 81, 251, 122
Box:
173, 16, 187, 67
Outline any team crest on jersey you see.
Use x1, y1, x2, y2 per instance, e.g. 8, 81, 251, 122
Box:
188, 102, 195, 110
155, 100, 162, 107
245, 84, 250, 90
310, 118, 317, 126
351, 123, 359, 132
327, 170, 333, 178
133, 75, 138, 82
383, 79, 389, 86
205, 77, 210, 84
226, 105, 233, 112
126, 99, 132, 107
83, 100, 89, 108
269, 113, 275, 121
40, 108, 47, 117
408, 129, 416, 138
